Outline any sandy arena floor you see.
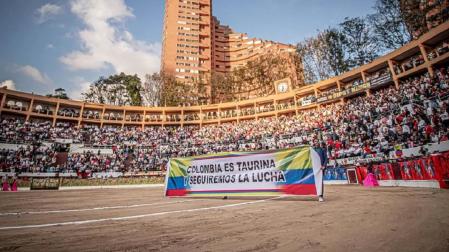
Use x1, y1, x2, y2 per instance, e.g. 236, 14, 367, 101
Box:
0, 185, 448, 252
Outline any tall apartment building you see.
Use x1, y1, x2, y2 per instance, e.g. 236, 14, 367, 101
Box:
161, 0, 212, 81
211, 17, 296, 72
161, 0, 299, 100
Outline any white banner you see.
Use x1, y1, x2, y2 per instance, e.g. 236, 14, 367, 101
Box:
165, 147, 323, 197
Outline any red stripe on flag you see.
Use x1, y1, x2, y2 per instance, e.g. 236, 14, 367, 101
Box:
281, 184, 317, 195
166, 189, 187, 196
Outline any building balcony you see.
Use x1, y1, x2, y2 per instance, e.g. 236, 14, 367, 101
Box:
199, 54, 210, 60
199, 19, 209, 25
198, 10, 210, 16
199, 0, 210, 6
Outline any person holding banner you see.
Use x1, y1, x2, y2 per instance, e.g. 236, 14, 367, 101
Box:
313, 140, 328, 202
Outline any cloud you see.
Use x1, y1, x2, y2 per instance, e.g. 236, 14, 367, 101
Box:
0, 80, 16, 90
18, 65, 52, 85
60, 0, 160, 79
68, 76, 91, 100
47, 43, 54, 49
36, 3, 63, 24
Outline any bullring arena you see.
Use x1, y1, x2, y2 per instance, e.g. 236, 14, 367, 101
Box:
2, 1, 449, 251
0, 186, 448, 252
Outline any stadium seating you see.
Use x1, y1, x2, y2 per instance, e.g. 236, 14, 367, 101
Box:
1, 23, 449, 177
0, 67, 448, 175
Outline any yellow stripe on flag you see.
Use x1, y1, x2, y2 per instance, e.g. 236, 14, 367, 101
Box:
274, 147, 312, 170
169, 158, 191, 177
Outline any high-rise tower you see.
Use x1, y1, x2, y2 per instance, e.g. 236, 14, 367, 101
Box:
161, 0, 212, 82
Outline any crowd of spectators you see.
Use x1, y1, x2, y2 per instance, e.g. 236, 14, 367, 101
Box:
394, 54, 425, 74
0, 67, 448, 175
0, 145, 56, 173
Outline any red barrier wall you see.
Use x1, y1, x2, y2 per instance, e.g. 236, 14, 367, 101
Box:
355, 151, 449, 189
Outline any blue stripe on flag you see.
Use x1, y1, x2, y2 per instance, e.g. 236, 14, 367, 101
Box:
281, 169, 315, 185
167, 176, 185, 190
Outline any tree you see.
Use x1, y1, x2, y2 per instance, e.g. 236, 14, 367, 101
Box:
82, 73, 142, 106
158, 74, 176, 106
323, 28, 349, 76
296, 29, 346, 84
210, 71, 235, 103
296, 42, 320, 84
193, 76, 210, 105
159, 74, 195, 106
103, 73, 142, 106
82, 76, 107, 104
210, 52, 301, 101
141, 73, 162, 106
400, 0, 428, 39
340, 17, 379, 69
370, 0, 411, 51
47, 88, 69, 99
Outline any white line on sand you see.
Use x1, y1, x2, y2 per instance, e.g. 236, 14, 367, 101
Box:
0, 196, 282, 230
0, 199, 197, 216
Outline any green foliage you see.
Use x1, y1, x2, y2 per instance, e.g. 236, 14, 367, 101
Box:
369, 0, 412, 50
159, 73, 208, 106
340, 17, 379, 69
323, 28, 349, 76
296, 29, 348, 83
400, 0, 428, 39
83, 72, 142, 106
46, 88, 69, 100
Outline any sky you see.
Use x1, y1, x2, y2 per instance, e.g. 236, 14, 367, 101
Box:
0, 0, 375, 100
